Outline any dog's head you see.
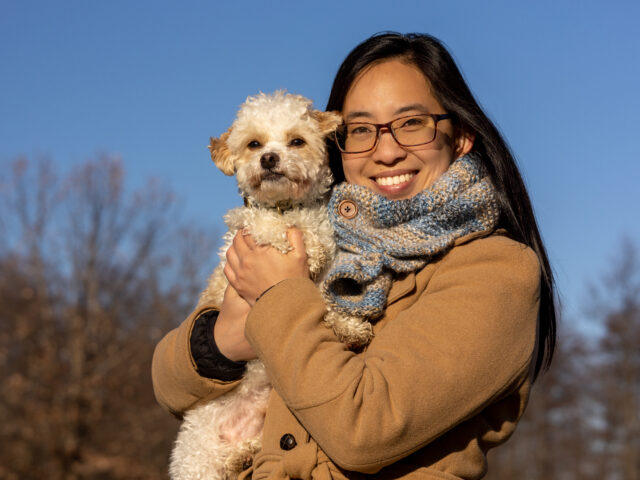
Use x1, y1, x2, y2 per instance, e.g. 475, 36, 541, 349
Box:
209, 91, 341, 207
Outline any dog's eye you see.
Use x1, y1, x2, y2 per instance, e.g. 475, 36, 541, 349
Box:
247, 140, 262, 149
289, 138, 306, 147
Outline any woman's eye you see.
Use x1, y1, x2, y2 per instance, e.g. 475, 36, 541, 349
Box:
289, 138, 306, 147
400, 117, 425, 128
349, 125, 374, 136
247, 140, 262, 149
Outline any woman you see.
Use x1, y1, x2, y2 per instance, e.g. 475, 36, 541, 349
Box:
153, 32, 556, 480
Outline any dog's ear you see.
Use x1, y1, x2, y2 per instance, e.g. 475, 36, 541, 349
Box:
311, 110, 343, 136
209, 131, 235, 176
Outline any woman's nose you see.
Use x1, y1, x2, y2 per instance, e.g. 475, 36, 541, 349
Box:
372, 128, 406, 164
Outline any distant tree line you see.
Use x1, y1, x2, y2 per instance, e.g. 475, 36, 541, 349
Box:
0, 156, 216, 479
0, 157, 638, 479
485, 239, 640, 480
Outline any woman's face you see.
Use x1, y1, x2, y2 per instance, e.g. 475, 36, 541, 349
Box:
340, 59, 472, 200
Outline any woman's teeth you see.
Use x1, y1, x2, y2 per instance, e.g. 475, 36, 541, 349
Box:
374, 173, 415, 186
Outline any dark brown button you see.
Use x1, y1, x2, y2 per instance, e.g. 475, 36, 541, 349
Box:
338, 200, 358, 219
279, 433, 297, 451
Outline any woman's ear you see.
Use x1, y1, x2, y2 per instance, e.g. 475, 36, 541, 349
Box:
455, 128, 475, 158
209, 130, 235, 176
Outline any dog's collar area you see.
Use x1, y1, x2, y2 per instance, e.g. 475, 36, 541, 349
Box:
243, 197, 296, 215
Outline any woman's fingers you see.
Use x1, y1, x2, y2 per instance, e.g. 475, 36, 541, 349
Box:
241, 229, 259, 249
287, 228, 306, 257
226, 239, 239, 266
232, 229, 252, 255
223, 261, 236, 286
225, 234, 246, 287
224, 227, 310, 305
226, 231, 257, 291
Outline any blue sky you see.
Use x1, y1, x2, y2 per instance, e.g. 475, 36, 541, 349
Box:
2, 0, 639, 332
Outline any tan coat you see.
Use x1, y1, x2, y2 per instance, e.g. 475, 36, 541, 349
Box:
152, 229, 541, 480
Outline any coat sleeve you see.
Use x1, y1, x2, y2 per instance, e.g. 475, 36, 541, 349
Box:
244, 236, 541, 472
151, 304, 243, 417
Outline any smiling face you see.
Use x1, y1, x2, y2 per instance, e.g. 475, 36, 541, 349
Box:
340, 59, 473, 200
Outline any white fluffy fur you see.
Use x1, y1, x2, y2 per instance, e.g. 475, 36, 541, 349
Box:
169, 92, 371, 480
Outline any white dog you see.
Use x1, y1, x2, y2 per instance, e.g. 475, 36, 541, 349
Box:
169, 91, 372, 480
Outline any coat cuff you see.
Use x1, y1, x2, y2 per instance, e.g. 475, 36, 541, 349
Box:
190, 310, 247, 381
151, 304, 244, 416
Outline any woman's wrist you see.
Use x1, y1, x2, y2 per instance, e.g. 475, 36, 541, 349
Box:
190, 310, 246, 380
214, 307, 257, 361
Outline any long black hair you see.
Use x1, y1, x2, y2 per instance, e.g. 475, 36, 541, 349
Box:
326, 32, 556, 380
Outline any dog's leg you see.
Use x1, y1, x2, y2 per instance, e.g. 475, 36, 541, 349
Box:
323, 309, 374, 349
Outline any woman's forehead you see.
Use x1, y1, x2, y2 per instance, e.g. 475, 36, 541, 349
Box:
342, 60, 443, 119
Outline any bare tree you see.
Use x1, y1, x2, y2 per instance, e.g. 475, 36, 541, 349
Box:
485, 324, 599, 480
588, 239, 640, 480
0, 156, 217, 479
486, 238, 640, 480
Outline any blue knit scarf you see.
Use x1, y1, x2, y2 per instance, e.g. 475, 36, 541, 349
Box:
322, 156, 500, 320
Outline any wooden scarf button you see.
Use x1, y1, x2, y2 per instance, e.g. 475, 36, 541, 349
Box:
338, 200, 357, 219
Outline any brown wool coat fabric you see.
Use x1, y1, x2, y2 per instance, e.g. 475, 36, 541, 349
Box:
152, 230, 541, 480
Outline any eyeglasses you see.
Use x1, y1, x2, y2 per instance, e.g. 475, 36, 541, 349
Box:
333, 113, 452, 154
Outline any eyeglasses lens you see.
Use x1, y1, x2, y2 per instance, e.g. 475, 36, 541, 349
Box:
337, 115, 437, 153
392, 115, 436, 147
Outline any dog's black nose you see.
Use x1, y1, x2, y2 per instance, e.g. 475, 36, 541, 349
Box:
260, 152, 280, 170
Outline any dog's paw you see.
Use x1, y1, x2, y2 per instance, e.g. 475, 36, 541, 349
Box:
324, 310, 374, 349
224, 438, 262, 479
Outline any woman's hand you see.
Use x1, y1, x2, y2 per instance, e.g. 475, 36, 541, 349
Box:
224, 228, 310, 306
214, 285, 256, 361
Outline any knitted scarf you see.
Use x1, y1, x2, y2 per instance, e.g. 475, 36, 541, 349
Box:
322, 155, 500, 320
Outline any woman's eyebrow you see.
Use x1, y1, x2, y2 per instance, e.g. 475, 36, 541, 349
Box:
344, 111, 373, 122
394, 104, 429, 115
345, 104, 430, 122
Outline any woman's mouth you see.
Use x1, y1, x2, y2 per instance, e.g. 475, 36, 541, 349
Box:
374, 172, 416, 186
370, 171, 419, 199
